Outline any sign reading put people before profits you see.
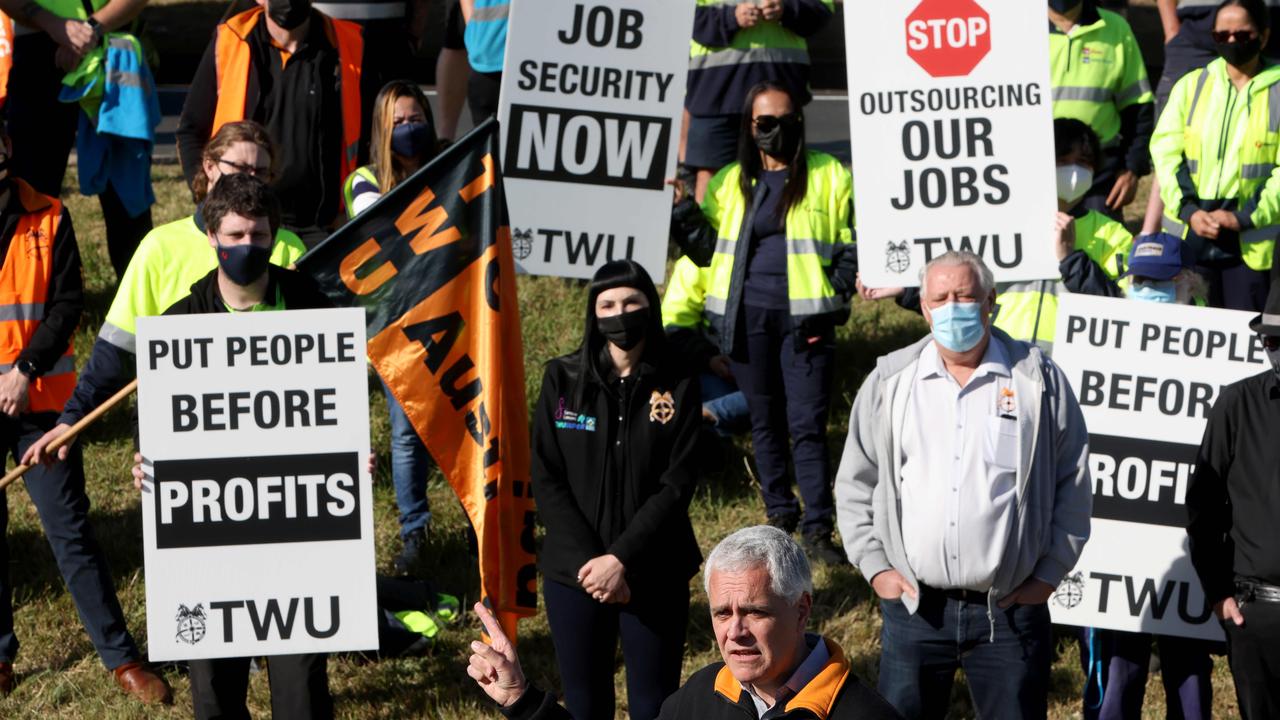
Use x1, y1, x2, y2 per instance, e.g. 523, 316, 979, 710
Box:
846, 0, 1059, 287
498, 0, 693, 283
1049, 295, 1269, 641
136, 309, 378, 661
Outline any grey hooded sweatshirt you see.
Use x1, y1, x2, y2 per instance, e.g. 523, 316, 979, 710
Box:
835, 328, 1092, 614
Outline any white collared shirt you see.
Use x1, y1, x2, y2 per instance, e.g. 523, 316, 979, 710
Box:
742, 634, 829, 719
900, 339, 1019, 592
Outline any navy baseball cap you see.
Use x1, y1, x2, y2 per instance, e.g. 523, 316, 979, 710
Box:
1122, 233, 1188, 281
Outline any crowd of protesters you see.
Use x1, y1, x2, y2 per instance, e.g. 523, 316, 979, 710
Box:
0, 0, 1273, 718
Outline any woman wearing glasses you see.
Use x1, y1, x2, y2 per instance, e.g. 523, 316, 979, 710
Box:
670, 81, 856, 563
1151, 0, 1278, 311
23, 120, 308, 453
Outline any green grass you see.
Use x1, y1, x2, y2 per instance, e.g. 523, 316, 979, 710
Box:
0, 166, 1243, 718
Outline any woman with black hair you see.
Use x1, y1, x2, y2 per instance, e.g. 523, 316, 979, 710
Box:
531, 260, 702, 720
670, 81, 856, 562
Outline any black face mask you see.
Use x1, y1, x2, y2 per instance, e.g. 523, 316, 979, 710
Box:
1048, 0, 1082, 13
1216, 37, 1263, 68
597, 307, 649, 351
267, 0, 311, 30
753, 114, 802, 159
391, 122, 435, 160
216, 242, 272, 286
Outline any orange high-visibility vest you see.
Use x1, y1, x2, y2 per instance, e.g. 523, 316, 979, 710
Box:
211, 7, 363, 180
0, 12, 13, 109
0, 180, 76, 414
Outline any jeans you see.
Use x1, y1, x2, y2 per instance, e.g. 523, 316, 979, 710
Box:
382, 380, 432, 539
0, 413, 139, 669
1078, 628, 1212, 720
543, 578, 687, 720
878, 591, 1052, 719
699, 372, 750, 436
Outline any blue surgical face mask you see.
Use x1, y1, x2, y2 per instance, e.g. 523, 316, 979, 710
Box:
1128, 281, 1177, 304
929, 301, 987, 352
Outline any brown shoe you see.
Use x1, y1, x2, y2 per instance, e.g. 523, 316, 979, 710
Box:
113, 661, 173, 705
0, 661, 13, 696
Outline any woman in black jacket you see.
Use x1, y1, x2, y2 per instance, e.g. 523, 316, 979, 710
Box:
532, 260, 701, 720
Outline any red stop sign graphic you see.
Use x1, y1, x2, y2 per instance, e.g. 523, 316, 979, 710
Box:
905, 0, 991, 78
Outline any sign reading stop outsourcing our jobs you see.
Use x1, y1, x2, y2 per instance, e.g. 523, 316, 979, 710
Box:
847, 0, 1058, 287
498, 0, 692, 283
135, 309, 377, 661
1048, 295, 1268, 641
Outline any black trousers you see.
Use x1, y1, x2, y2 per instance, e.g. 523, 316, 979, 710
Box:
1222, 601, 1280, 720
730, 304, 835, 535
542, 578, 687, 720
7, 33, 152, 281
189, 653, 331, 720
0, 412, 138, 669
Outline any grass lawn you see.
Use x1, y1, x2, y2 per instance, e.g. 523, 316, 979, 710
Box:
0, 164, 1243, 718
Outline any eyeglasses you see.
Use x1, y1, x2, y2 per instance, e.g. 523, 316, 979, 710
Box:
1261, 334, 1280, 352
1211, 30, 1258, 44
217, 158, 271, 178
752, 113, 801, 133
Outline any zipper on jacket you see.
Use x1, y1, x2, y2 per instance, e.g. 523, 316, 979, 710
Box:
1214, 84, 1239, 200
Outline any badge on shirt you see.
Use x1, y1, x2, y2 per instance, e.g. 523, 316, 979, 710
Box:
649, 390, 675, 424
554, 397, 596, 432
998, 387, 1017, 415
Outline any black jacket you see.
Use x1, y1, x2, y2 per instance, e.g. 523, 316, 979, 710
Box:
531, 349, 702, 589
163, 266, 334, 316
500, 637, 904, 720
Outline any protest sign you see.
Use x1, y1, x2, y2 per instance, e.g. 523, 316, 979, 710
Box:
846, 0, 1059, 287
498, 0, 693, 282
1049, 294, 1268, 640
136, 308, 377, 660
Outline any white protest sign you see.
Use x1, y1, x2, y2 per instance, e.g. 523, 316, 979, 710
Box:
137, 309, 377, 660
498, 0, 693, 283
1049, 294, 1268, 640
846, 0, 1058, 287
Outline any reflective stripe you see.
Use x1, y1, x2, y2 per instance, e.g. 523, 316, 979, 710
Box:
1262, 312, 1280, 324
1187, 70, 1210, 127
1178, 0, 1221, 5
1186, 159, 1198, 174
98, 321, 136, 353
1116, 78, 1152, 105
0, 355, 76, 377
1242, 163, 1275, 180
1270, 83, 1280, 133
788, 237, 834, 261
313, 1, 405, 19
471, 3, 509, 21
1051, 86, 1113, 103
1162, 216, 1187, 237
705, 295, 727, 314
999, 281, 1042, 295
689, 46, 809, 70
714, 237, 736, 256
1242, 226, 1278, 244
106, 70, 144, 88
0, 303, 44, 322
107, 37, 134, 51
789, 295, 844, 316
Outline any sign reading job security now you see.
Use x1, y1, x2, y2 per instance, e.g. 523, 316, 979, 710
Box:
136, 309, 377, 660
1050, 295, 1268, 641
847, 0, 1059, 287
498, 1, 692, 283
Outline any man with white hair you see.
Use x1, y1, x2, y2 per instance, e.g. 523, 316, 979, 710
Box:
466, 525, 902, 719
835, 250, 1092, 719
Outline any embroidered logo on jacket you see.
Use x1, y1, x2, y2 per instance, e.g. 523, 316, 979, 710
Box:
554, 398, 596, 431
649, 390, 675, 424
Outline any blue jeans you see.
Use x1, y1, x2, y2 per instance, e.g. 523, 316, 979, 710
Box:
700, 372, 750, 436
878, 590, 1052, 719
382, 381, 433, 539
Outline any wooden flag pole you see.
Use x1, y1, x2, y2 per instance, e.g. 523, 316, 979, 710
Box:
0, 378, 139, 492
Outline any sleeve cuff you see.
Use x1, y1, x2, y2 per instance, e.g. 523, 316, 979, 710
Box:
499, 687, 551, 720
1178, 202, 1201, 224
857, 552, 892, 584
1032, 556, 1071, 589
1235, 211, 1255, 230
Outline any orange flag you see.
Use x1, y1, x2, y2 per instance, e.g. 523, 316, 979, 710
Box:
298, 118, 536, 638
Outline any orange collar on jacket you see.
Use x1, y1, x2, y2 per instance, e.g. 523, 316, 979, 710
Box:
712, 637, 851, 719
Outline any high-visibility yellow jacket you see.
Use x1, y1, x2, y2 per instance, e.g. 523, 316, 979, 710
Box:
993, 209, 1132, 354
1151, 58, 1280, 271
1050, 8, 1154, 150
